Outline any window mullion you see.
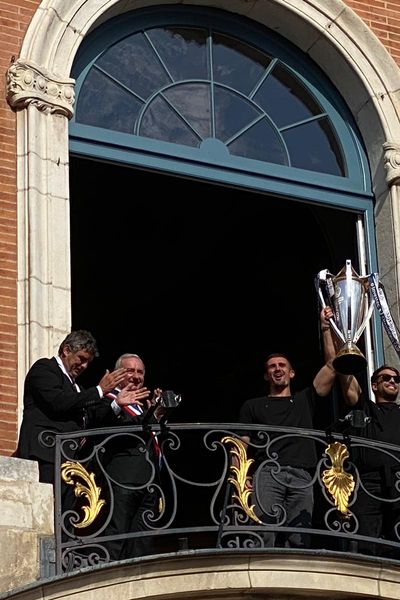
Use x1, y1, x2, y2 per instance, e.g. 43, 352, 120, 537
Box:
208, 30, 215, 138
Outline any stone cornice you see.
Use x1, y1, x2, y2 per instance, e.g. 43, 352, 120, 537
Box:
6, 59, 75, 118
384, 142, 400, 186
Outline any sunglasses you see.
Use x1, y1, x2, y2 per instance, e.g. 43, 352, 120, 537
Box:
376, 374, 400, 384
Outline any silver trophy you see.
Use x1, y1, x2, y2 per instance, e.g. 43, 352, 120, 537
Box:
317, 260, 374, 374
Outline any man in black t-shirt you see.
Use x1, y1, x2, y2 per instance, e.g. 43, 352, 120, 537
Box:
321, 306, 400, 554
333, 363, 400, 554
239, 349, 335, 548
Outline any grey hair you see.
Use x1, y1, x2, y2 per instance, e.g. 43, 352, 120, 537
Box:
114, 353, 145, 371
58, 330, 99, 357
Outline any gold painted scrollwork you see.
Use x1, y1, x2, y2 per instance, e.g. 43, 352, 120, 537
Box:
61, 461, 106, 528
222, 436, 262, 523
322, 442, 355, 515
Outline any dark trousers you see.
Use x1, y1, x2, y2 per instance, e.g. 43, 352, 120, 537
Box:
353, 473, 400, 557
39, 460, 75, 511
38, 461, 55, 485
103, 484, 157, 561
253, 464, 313, 548
38, 460, 78, 543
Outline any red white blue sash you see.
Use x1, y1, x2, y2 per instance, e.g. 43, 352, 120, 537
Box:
105, 388, 161, 461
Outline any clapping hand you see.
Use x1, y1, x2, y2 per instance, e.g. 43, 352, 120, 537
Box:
99, 368, 127, 394
116, 384, 151, 407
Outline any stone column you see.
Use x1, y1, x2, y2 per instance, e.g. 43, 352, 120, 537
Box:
381, 141, 400, 364
6, 59, 75, 425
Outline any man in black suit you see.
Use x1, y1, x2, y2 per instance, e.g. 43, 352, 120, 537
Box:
16, 330, 129, 485
95, 353, 164, 561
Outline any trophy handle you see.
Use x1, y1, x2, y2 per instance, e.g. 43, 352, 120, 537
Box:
353, 299, 375, 344
318, 288, 346, 343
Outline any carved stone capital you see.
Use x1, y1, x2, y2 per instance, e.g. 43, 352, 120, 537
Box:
6, 59, 75, 118
383, 141, 400, 186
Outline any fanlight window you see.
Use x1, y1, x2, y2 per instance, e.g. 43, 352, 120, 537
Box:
75, 26, 345, 176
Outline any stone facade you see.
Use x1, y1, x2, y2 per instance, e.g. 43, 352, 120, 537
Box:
3, 552, 400, 600
0, 456, 53, 593
2, 1, 400, 596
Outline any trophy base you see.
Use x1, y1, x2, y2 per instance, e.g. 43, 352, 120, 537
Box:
333, 346, 367, 375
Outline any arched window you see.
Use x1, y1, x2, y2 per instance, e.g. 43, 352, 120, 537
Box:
74, 20, 347, 177
71, 6, 370, 196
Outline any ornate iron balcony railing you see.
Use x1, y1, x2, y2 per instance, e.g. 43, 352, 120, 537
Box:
41, 423, 400, 574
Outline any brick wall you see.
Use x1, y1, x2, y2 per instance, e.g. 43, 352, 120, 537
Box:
0, 1, 40, 455
346, 0, 400, 62
0, 0, 399, 456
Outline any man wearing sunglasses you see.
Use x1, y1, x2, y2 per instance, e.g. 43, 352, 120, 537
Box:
322, 308, 400, 554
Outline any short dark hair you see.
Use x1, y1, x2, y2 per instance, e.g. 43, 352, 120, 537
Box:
264, 353, 293, 369
58, 330, 99, 357
371, 364, 400, 384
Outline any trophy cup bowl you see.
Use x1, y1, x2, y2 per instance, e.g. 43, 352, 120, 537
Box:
317, 260, 373, 375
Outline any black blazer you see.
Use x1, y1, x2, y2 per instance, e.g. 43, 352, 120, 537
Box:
93, 392, 159, 485
17, 357, 101, 463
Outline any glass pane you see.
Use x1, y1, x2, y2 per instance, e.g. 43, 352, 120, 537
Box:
228, 119, 287, 164
97, 33, 170, 100
283, 118, 345, 175
147, 27, 209, 80
213, 33, 271, 95
74, 18, 350, 179
214, 86, 261, 142
254, 63, 322, 128
76, 69, 142, 132
164, 83, 210, 138
213, 33, 272, 96
139, 95, 199, 146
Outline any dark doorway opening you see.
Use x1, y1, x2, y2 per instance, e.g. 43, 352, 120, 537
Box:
70, 156, 358, 425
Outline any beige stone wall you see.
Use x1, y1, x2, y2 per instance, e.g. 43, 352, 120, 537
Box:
3, 552, 400, 600
0, 456, 54, 594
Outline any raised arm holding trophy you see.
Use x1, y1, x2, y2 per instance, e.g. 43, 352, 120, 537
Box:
316, 259, 400, 374
318, 260, 400, 555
